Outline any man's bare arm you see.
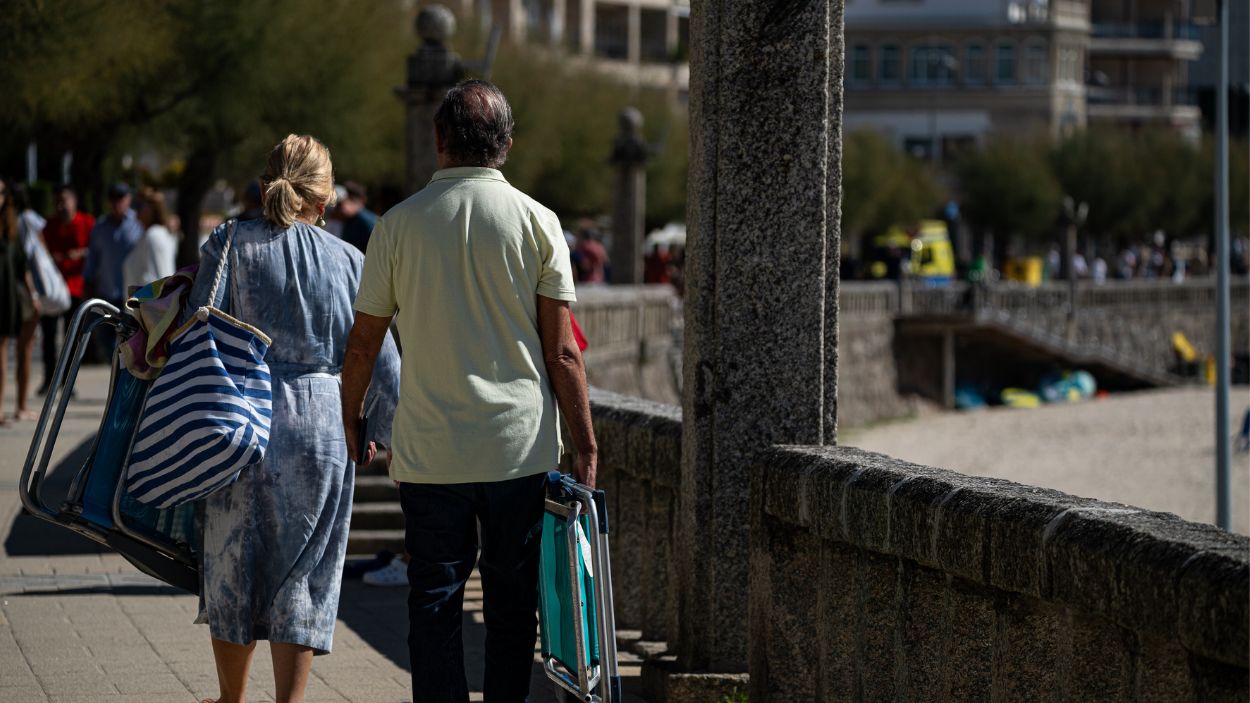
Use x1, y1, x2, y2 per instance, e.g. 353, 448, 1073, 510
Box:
537, 295, 597, 487
342, 311, 392, 464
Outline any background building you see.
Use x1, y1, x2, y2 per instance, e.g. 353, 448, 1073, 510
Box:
843, 0, 1091, 161
842, 0, 1207, 157
1087, 0, 1203, 138
1190, 0, 1249, 134
452, 0, 690, 96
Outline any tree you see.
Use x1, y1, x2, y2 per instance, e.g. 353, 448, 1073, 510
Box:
483, 44, 688, 227
956, 138, 1062, 249
841, 129, 944, 249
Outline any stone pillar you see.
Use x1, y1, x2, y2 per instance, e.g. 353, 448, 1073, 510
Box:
627, 2, 642, 65
610, 108, 648, 285
676, 0, 843, 675
579, 0, 594, 55
396, 5, 466, 197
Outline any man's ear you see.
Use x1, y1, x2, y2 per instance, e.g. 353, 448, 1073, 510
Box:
504, 137, 513, 154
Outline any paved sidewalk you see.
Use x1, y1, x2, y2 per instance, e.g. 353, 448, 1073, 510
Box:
0, 363, 644, 702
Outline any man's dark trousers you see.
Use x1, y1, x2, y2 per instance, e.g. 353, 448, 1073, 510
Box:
400, 473, 546, 703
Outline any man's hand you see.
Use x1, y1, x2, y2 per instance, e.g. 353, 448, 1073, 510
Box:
342, 311, 391, 467
344, 415, 377, 465
573, 451, 597, 489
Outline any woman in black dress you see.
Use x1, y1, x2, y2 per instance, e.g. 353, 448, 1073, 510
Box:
0, 177, 41, 426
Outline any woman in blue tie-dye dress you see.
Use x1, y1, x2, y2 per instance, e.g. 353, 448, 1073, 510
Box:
188, 135, 399, 703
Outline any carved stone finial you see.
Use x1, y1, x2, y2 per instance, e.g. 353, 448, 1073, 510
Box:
612, 107, 649, 165
416, 4, 456, 44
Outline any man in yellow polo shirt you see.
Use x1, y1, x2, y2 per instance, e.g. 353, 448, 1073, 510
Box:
341, 80, 597, 702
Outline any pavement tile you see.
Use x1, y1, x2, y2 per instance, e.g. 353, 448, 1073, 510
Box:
111, 673, 191, 694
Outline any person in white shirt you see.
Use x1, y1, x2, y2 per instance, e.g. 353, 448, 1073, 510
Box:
123, 189, 178, 293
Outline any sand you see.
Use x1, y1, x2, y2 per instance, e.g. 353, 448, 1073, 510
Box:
843, 387, 1250, 535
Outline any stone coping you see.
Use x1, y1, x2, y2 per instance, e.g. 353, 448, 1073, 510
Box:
574, 284, 678, 306
754, 444, 1250, 668
589, 387, 682, 488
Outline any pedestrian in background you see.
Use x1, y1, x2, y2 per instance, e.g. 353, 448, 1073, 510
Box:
342, 80, 596, 702
337, 181, 377, 254
191, 135, 399, 703
122, 189, 177, 293
575, 221, 608, 284
84, 182, 143, 306
38, 184, 93, 393
13, 184, 47, 416
0, 178, 41, 425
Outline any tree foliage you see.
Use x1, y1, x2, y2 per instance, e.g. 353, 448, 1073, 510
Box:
841, 129, 944, 241
955, 138, 1062, 242
480, 45, 688, 228
1, 1, 689, 246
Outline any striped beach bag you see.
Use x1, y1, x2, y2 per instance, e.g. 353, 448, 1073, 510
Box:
125, 220, 273, 508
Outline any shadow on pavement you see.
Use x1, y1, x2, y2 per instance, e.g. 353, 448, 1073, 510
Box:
13, 584, 182, 597
336, 578, 569, 702
5, 436, 111, 556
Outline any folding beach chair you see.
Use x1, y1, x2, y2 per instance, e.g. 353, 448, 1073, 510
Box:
538, 472, 621, 703
19, 299, 199, 593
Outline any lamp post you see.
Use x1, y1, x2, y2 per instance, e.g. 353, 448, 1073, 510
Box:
1213, 0, 1231, 530
1062, 196, 1089, 339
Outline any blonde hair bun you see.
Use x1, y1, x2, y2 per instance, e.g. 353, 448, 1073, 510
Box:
261, 135, 335, 228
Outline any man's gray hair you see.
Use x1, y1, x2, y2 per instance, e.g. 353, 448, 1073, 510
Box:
434, 80, 515, 168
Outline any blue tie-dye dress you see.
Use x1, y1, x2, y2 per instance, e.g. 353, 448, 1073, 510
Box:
187, 218, 399, 654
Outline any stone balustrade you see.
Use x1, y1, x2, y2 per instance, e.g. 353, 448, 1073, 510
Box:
574, 285, 680, 405
588, 388, 683, 643
586, 389, 1250, 702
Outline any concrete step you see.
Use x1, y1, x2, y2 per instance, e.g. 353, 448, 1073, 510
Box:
346, 529, 405, 556
354, 475, 400, 502
356, 455, 390, 477
351, 502, 405, 531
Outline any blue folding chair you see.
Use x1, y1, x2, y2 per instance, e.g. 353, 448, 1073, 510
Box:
538, 472, 621, 703
19, 299, 199, 593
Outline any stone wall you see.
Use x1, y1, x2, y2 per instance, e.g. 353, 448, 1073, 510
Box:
588, 388, 683, 643
749, 444, 1250, 702
578, 278, 1250, 427
574, 285, 680, 406
588, 389, 1250, 702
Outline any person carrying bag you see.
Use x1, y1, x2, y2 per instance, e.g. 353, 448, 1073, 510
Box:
125, 219, 273, 508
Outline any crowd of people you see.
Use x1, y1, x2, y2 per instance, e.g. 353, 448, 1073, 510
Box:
0, 180, 177, 424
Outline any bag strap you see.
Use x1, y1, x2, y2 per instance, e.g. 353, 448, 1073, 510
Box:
204, 219, 236, 309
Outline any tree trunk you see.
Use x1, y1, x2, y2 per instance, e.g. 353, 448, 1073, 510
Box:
176, 146, 218, 266
69, 136, 108, 216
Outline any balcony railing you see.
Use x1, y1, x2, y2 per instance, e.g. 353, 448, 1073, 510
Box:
1091, 21, 1201, 40
1087, 86, 1198, 106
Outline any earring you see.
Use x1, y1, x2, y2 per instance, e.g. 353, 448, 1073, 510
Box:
315, 215, 326, 228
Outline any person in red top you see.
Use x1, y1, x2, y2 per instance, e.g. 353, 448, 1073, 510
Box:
38, 184, 93, 393
574, 223, 608, 284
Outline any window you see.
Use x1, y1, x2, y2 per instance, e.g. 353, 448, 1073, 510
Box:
640, 9, 669, 62
850, 45, 872, 84
966, 43, 987, 84
995, 43, 1016, 84
594, 4, 629, 60
880, 44, 901, 83
910, 45, 956, 85
1023, 43, 1048, 84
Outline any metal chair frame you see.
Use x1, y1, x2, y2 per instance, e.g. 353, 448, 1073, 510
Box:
19, 299, 199, 592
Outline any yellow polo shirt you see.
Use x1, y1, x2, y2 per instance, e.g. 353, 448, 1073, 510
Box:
354, 167, 577, 484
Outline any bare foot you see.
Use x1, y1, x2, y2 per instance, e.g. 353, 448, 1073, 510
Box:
14, 410, 36, 421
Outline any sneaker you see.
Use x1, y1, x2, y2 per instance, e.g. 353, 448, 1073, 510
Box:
362, 555, 408, 587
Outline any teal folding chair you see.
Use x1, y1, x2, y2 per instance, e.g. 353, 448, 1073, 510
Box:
19, 299, 199, 593
538, 472, 621, 703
